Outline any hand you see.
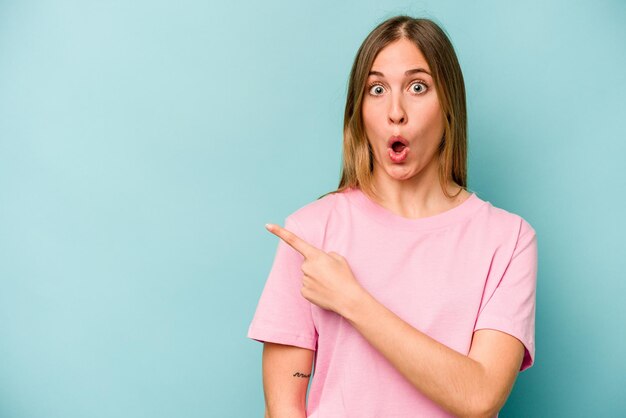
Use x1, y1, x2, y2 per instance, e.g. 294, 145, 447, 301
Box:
265, 222, 366, 316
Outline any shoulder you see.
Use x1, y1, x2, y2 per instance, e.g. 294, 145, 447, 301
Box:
472, 193, 537, 248
284, 190, 345, 246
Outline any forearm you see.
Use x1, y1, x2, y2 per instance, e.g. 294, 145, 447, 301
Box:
341, 290, 490, 418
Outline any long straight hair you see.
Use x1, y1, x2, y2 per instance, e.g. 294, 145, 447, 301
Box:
318, 15, 468, 201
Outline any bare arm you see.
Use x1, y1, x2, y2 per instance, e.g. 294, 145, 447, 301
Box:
262, 342, 315, 418
342, 291, 524, 418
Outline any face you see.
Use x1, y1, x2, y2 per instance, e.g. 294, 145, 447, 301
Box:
361, 37, 446, 182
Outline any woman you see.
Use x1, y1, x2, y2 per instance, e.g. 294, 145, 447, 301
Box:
247, 15, 537, 418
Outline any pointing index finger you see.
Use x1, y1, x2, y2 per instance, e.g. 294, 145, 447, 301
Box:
265, 223, 319, 259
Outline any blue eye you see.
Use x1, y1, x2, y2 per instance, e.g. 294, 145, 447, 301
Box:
411, 81, 428, 94
366, 80, 429, 96
368, 84, 384, 95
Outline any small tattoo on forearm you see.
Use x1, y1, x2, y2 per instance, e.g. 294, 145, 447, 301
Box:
293, 371, 310, 378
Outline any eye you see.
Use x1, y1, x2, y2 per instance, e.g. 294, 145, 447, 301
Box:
410, 80, 428, 94
366, 80, 429, 96
367, 83, 385, 96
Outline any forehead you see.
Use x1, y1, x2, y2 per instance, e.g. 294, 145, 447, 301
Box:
369, 38, 431, 76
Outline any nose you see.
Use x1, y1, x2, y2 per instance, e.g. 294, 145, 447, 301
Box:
387, 93, 407, 125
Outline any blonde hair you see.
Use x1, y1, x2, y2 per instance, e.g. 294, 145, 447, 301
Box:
318, 15, 468, 201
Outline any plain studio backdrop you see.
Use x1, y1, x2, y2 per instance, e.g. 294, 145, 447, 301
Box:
0, 0, 625, 417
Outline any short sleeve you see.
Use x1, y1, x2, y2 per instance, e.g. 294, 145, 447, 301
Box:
246, 215, 318, 351
474, 219, 538, 371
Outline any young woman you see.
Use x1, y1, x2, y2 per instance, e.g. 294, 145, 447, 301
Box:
248, 15, 537, 418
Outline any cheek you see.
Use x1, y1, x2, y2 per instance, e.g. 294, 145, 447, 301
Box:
413, 101, 445, 134
361, 101, 383, 132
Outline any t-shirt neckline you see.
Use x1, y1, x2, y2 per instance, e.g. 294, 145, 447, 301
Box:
345, 186, 485, 231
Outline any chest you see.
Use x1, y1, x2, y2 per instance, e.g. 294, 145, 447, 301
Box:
318, 223, 497, 331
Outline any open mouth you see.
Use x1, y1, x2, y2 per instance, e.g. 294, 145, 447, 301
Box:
391, 141, 407, 153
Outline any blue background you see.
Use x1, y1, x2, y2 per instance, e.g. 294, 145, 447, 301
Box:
1, 0, 625, 417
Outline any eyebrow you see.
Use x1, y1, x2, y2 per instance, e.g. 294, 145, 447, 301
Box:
368, 68, 431, 77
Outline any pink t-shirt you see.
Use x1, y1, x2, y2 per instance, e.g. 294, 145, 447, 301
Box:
247, 186, 537, 417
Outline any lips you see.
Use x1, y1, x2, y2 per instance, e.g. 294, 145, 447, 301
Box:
387, 135, 409, 149
387, 135, 410, 162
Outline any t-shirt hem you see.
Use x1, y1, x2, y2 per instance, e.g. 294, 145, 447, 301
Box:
247, 324, 317, 351
473, 316, 535, 372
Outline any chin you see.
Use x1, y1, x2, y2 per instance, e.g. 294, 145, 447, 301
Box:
387, 167, 418, 180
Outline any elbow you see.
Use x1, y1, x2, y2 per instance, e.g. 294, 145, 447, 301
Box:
463, 407, 496, 418
481, 402, 502, 418
462, 389, 498, 418
470, 410, 497, 418
464, 366, 502, 418
468, 396, 499, 418
474, 409, 499, 418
